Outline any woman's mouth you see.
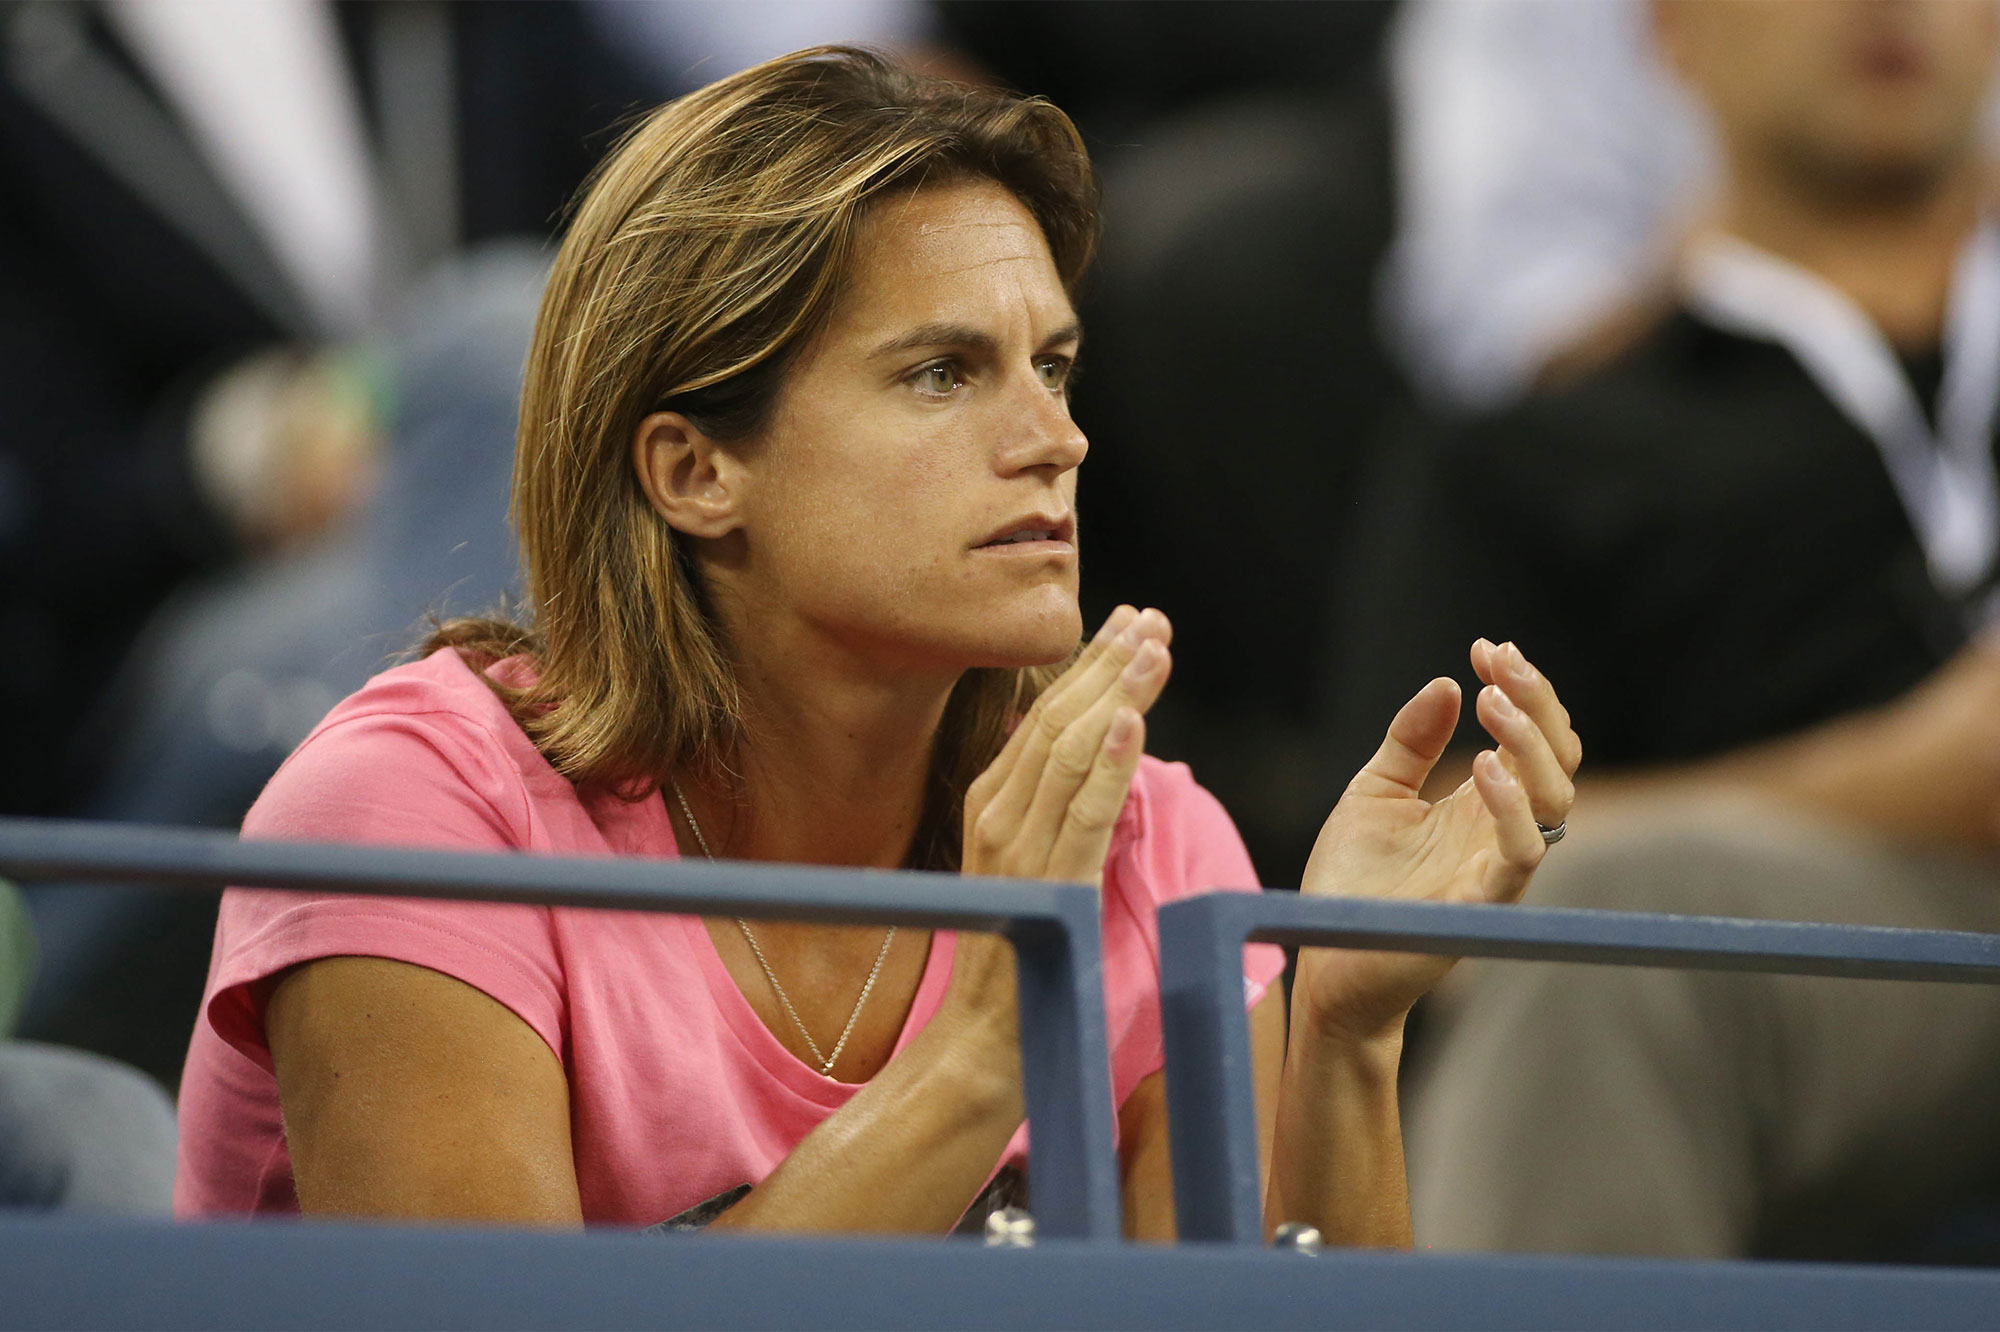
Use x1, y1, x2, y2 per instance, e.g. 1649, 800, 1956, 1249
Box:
974, 513, 1076, 555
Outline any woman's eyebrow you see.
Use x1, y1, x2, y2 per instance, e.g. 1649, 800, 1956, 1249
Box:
868, 322, 998, 360
867, 320, 1083, 360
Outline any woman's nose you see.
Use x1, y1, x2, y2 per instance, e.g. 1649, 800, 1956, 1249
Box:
999, 376, 1089, 475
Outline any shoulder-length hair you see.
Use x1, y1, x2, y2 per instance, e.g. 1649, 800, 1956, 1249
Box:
429, 46, 1100, 870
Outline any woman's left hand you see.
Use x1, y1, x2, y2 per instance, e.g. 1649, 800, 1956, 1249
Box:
1293, 638, 1582, 1044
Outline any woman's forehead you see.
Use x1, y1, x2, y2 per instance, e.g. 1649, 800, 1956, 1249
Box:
832, 181, 1072, 340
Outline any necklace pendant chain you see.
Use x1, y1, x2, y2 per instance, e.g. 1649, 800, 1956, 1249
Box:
671, 779, 897, 1078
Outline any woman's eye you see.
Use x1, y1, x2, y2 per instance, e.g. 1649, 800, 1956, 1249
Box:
912, 363, 961, 395
1035, 356, 1073, 392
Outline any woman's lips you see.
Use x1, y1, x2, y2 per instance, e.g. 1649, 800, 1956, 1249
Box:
973, 531, 1076, 556
974, 513, 1075, 554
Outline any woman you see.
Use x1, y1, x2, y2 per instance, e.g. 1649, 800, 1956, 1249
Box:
174, 48, 1579, 1242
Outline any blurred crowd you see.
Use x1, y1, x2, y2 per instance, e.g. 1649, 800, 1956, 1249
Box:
4, 0, 1999, 1267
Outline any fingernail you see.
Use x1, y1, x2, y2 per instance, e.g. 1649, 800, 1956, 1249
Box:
1122, 639, 1161, 682
1474, 637, 1496, 654
1505, 642, 1532, 679
1488, 686, 1521, 720
1118, 616, 1147, 649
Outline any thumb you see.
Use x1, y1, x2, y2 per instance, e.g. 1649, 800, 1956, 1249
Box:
1349, 677, 1462, 798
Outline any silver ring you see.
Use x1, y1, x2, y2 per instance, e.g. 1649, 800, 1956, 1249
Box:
1538, 820, 1567, 846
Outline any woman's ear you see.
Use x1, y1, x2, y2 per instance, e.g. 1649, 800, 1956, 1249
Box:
632, 411, 746, 538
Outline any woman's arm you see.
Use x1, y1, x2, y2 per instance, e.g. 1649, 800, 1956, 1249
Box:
267, 956, 584, 1225
1265, 1010, 1410, 1246
1265, 638, 1580, 1245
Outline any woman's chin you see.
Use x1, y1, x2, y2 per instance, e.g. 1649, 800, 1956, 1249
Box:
935, 599, 1081, 670
976, 614, 1085, 669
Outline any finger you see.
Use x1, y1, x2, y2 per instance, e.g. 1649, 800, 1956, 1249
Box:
1471, 749, 1543, 902
1349, 677, 1462, 799
976, 608, 1165, 842
1469, 637, 1501, 688
1489, 641, 1582, 777
1044, 707, 1147, 884
986, 605, 1136, 775
1474, 684, 1574, 829
1016, 637, 1172, 868
978, 603, 1142, 812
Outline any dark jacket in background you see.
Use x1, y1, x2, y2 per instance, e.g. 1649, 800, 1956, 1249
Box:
1327, 309, 1973, 781
0, 0, 651, 816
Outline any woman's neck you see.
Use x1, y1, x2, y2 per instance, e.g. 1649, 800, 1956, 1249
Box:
682, 619, 959, 871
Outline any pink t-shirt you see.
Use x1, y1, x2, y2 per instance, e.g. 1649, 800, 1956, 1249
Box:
174, 648, 1286, 1227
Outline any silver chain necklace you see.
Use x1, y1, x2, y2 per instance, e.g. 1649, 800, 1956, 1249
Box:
669, 778, 896, 1078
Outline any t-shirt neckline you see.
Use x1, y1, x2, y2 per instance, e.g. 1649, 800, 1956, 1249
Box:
597, 773, 961, 1105
675, 914, 956, 1105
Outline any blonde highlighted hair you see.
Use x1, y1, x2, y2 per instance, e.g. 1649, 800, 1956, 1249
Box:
428, 47, 1100, 868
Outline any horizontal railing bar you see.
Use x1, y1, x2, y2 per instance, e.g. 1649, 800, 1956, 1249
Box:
1235, 895, 2000, 984
0, 816, 1072, 933
7, 1214, 2000, 1331
0, 815, 1125, 1239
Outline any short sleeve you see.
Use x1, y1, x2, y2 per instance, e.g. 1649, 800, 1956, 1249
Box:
204, 706, 568, 1072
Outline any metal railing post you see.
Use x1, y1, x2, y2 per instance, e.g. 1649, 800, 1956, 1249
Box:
1007, 912, 1122, 1238
1157, 894, 1264, 1243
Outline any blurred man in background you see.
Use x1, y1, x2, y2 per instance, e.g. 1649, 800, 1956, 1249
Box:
1381, 0, 1714, 411
1336, 0, 2000, 1260
0, 0, 656, 826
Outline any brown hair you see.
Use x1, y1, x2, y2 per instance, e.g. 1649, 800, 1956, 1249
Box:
428, 46, 1100, 869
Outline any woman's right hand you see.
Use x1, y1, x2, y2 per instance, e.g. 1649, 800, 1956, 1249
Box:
961, 604, 1174, 887
939, 606, 1173, 1048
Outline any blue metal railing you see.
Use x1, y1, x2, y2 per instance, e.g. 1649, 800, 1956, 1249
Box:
0, 816, 1120, 1240
6, 815, 2000, 1329
1158, 893, 2000, 1243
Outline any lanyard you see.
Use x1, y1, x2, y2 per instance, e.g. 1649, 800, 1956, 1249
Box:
1680, 223, 2000, 600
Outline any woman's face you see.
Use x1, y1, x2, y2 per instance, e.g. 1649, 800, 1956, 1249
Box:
720, 178, 1087, 673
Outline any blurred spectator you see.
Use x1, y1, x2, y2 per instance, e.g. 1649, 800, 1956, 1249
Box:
25, 247, 546, 1084
0, 879, 177, 1214
1381, 0, 1712, 411
587, 0, 938, 94
1335, 0, 2000, 1259
0, 0, 650, 822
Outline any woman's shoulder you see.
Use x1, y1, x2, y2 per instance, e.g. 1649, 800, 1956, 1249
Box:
243, 648, 559, 850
